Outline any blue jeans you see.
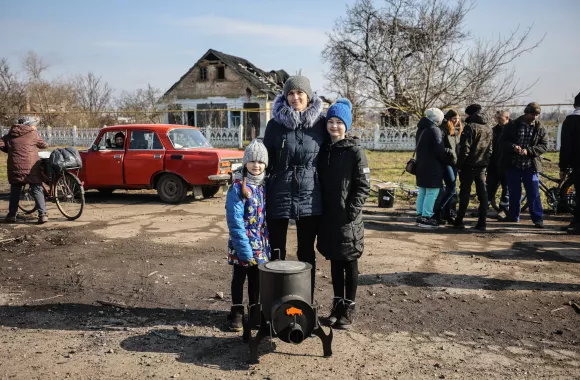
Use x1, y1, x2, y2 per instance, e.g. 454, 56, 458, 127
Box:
506, 167, 543, 222
8, 183, 47, 217
434, 165, 457, 219
416, 187, 440, 218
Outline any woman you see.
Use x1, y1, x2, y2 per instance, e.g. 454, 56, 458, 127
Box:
263, 75, 327, 299
433, 109, 462, 224
414, 108, 449, 228
0, 116, 48, 224
317, 99, 370, 329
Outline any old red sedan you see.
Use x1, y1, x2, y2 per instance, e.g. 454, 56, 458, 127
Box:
78, 124, 244, 203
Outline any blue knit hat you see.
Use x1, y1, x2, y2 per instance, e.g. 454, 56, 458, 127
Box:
326, 98, 353, 131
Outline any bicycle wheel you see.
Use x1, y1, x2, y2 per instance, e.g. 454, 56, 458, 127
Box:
560, 178, 576, 214
18, 184, 37, 214
54, 172, 85, 220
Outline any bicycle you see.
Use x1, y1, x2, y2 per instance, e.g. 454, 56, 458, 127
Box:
18, 158, 85, 220
520, 160, 575, 214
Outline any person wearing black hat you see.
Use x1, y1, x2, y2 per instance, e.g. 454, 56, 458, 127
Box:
263, 75, 327, 299
558, 93, 580, 235
453, 104, 493, 231
500, 102, 548, 228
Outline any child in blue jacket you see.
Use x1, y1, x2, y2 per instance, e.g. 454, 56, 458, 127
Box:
226, 139, 270, 331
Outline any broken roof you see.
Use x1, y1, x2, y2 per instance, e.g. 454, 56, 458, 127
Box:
163, 49, 289, 100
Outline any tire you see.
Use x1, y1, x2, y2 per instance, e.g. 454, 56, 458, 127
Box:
202, 185, 222, 198
18, 184, 38, 214
97, 188, 115, 195
55, 172, 85, 220
157, 174, 187, 203
560, 178, 576, 214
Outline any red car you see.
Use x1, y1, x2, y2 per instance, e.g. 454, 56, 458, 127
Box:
78, 124, 244, 203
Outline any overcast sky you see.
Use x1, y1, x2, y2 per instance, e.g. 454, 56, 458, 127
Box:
1, 0, 579, 105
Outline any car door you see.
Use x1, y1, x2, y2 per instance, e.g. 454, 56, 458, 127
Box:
85, 130, 126, 187
123, 130, 165, 185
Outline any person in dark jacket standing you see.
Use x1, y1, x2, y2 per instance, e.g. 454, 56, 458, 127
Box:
0, 116, 48, 224
500, 102, 547, 228
558, 92, 580, 235
433, 109, 462, 224
486, 110, 510, 220
317, 98, 370, 329
263, 75, 327, 298
414, 108, 448, 228
453, 104, 492, 231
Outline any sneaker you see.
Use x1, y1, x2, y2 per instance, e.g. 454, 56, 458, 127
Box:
38, 215, 48, 224
534, 220, 545, 229
324, 297, 342, 326
227, 305, 244, 332
333, 299, 355, 330
5, 214, 16, 223
417, 217, 438, 228
496, 211, 507, 221
473, 223, 487, 232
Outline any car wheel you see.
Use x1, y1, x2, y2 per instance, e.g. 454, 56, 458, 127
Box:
202, 185, 222, 198
157, 174, 187, 203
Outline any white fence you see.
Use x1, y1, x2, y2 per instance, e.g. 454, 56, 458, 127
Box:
0, 124, 561, 151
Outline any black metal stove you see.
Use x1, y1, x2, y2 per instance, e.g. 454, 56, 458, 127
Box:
243, 260, 333, 363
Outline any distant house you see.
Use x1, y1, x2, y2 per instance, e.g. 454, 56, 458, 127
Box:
158, 49, 289, 139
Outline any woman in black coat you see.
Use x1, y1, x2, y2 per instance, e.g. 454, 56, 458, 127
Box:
317, 99, 370, 329
414, 108, 449, 228
263, 75, 327, 298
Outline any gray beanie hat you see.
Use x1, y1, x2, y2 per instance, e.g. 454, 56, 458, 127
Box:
425, 108, 444, 125
283, 75, 313, 100
17, 116, 39, 127
243, 139, 268, 168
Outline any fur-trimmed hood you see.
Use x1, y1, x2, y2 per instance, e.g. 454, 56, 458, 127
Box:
271, 94, 324, 130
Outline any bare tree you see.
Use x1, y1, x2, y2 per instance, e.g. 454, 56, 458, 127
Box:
21, 50, 50, 83
0, 58, 27, 125
117, 84, 162, 123
323, 0, 543, 123
74, 72, 112, 126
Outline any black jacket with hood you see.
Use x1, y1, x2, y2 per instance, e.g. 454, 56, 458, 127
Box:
415, 117, 449, 188
456, 113, 493, 169
316, 137, 370, 261
559, 110, 580, 170
263, 94, 327, 220
500, 115, 548, 172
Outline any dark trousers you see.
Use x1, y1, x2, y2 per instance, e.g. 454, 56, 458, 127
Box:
231, 265, 259, 305
456, 167, 488, 224
267, 216, 319, 300
506, 167, 543, 222
571, 168, 580, 224
8, 183, 46, 217
434, 165, 457, 219
330, 259, 358, 302
486, 166, 509, 211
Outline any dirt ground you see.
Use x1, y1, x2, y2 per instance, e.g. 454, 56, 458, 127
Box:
0, 190, 578, 380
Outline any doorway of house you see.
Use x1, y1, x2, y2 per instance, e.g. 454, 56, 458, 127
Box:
243, 102, 260, 140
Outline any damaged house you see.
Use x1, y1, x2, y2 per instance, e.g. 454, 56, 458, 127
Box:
158, 49, 289, 139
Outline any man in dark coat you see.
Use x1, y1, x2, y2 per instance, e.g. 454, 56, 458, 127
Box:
486, 110, 510, 220
0, 116, 49, 224
500, 102, 548, 228
453, 104, 492, 231
559, 92, 580, 235
263, 75, 327, 298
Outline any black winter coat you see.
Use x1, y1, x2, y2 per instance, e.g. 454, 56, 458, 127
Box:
500, 115, 548, 172
316, 137, 370, 261
489, 123, 508, 172
415, 117, 449, 188
264, 95, 327, 220
456, 113, 492, 169
559, 112, 580, 170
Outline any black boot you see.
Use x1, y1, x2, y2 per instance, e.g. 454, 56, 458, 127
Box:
324, 297, 342, 326
227, 305, 244, 332
334, 299, 355, 330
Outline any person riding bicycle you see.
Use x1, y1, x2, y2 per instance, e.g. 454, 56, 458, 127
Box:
0, 116, 49, 224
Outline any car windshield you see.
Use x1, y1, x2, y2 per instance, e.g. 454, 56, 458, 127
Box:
167, 128, 213, 149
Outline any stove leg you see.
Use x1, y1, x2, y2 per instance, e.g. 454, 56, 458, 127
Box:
312, 325, 333, 358
248, 323, 269, 364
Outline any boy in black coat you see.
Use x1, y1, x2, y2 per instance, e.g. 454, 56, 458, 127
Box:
317, 99, 370, 329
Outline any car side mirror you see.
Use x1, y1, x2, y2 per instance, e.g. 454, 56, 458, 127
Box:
91, 144, 99, 151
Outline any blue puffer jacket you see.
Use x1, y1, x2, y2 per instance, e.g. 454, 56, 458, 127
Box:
225, 179, 270, 267
263, 95, 327, 220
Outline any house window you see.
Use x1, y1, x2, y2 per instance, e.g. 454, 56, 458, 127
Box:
231, 111, 241, 128
199, 67, 208, 80
216, 66, 225, 81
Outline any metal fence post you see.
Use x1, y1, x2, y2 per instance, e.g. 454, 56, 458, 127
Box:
46, 125, 52, 146
238, 124, 244, 148
72, 125, 78, 146
373, 124, 380, 150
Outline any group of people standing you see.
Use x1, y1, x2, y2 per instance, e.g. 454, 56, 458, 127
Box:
414, 96, 579, 234
225, 75, 370, 332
